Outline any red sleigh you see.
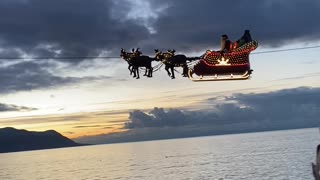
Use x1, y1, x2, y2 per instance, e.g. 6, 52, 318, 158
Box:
188, 41, 258, 81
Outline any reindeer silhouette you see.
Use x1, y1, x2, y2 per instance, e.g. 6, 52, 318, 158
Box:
120, 48, 136, 76
154, 49, 189, 79
120, 48, 153, 79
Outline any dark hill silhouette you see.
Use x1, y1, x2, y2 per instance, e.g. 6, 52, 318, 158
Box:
0, 127, 82, 153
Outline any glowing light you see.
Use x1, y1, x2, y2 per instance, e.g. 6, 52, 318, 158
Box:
217, 57, 231, 66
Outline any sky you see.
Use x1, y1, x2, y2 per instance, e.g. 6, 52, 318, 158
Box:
0, 0, 319, 141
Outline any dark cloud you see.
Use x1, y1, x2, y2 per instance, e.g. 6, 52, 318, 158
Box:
0, 103, 36, 112
146, 0, 320, 52
0, 114, 88, 127
73, 125, 103, 129
76, 87, 320, 144
0, 0, 150, 62
64, 131, 75, 135
0, 61, 113, 94
125, 105, 254, 129
227, 87, 320, 121
126, 87, 320, 129
0, 0, 152, 93
1, 0, 319, 59
125, 108, 187, 128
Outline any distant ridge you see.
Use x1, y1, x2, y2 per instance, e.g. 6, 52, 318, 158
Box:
0, 127, 82, 153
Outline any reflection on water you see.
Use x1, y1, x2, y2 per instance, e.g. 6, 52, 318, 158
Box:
0, 128, 318, 180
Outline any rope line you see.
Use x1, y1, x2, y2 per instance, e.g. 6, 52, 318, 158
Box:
0, 56, 120, 60
252, 45, 320, 55
0, 45, 319, 60
134, 62, 163, 72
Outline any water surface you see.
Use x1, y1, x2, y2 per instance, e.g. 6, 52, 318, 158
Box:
0, 128, 318, 180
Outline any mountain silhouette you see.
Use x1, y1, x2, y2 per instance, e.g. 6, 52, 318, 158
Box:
0, 127, 82, 153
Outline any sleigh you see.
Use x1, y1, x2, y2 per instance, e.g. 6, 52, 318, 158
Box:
188, 41, 258, 82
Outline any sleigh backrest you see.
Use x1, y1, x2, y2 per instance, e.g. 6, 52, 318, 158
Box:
232, 40, 258, 53
204, 41, 258, 65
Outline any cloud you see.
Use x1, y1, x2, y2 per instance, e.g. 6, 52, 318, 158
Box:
63, 131, 75, 135
0, 103, 36, 112
125, 108, 187, 128
0, 0, 151, 62
0, 0, 154, 94
0, 61, 113, 94
75, 87, 320, 144
0, 114, 91, 128
227, 87, 320, 121
73, 125, 103, 129
144, 0, 320, 52
1, 0, 319, 58
126, 87, 320, 129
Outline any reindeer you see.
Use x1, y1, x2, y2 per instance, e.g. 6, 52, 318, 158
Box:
120, 48, 153, 79
154, 49, 189, 79
120, 48, 136, 75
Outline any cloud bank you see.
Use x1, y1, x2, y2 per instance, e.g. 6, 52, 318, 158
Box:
0, 61, 113, 94
0, 103, 36, 112
75, 87, 320, 144
1, 0, 320, 57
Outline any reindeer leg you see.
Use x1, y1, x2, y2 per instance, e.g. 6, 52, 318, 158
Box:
147, 67, 151, 77
132, 67, 137, 78
149, 67, 153, 77
136, 68, 140, 79
128, 65, 133, 75
183, 65, 188, 77
143, 68, 147, 76
165, 65, 171, 77
171, 67, 175, 79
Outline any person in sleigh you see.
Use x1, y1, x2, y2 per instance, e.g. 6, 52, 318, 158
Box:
235, 30, 253, 48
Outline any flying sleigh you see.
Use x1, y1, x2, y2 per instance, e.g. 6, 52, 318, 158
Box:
188, 41, 258, 81
120, 39, 258, 82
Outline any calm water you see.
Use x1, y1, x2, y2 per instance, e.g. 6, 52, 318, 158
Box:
0, 128, 319, 180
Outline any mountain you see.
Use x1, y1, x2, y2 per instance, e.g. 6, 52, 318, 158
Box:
0, 127, 82, 153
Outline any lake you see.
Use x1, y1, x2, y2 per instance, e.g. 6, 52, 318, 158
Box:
0, 128, 319, 180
